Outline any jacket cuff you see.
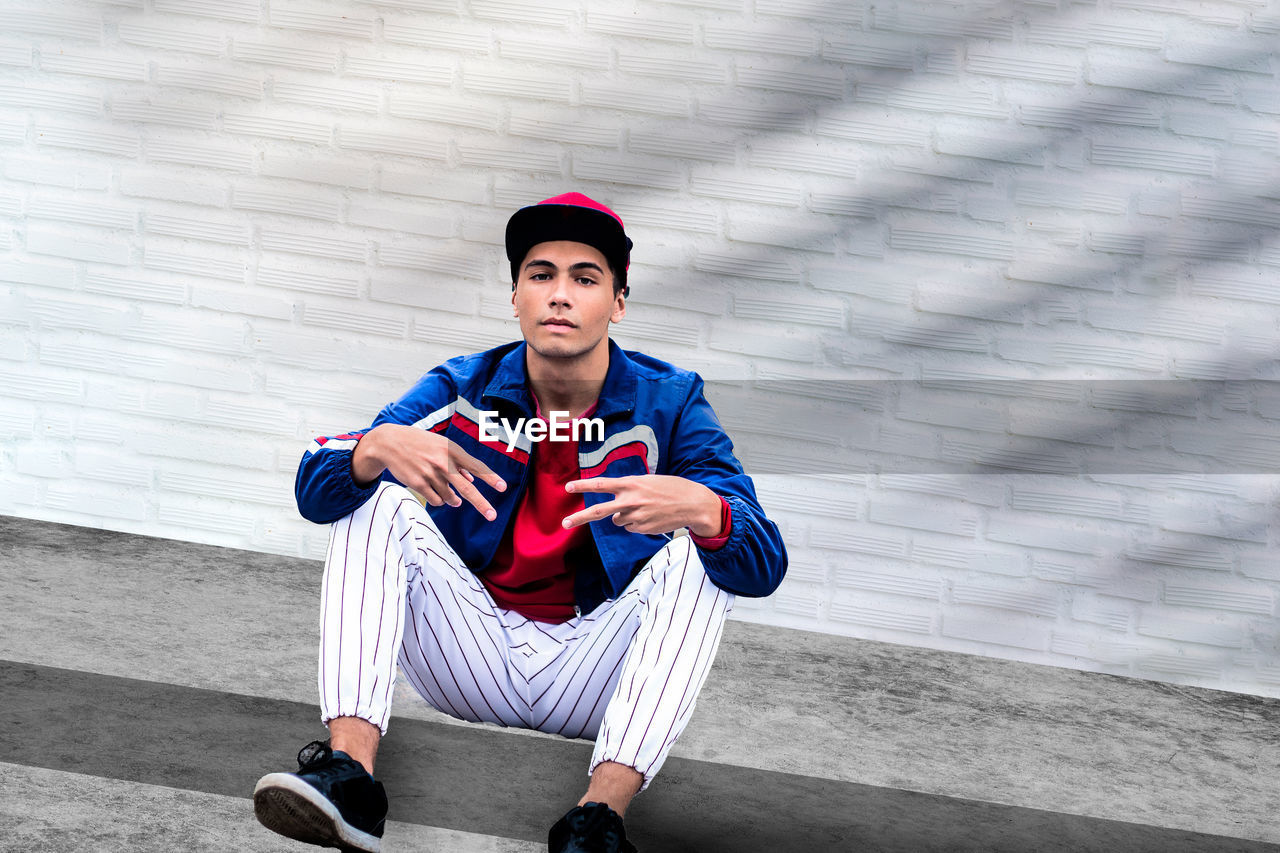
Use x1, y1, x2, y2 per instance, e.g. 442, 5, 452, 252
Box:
325, 448, 381, 508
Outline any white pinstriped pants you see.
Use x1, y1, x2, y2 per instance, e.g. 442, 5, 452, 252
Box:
318, 483, 734, 789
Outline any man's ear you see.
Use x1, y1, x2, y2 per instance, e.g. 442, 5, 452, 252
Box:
511, 282, 518, 315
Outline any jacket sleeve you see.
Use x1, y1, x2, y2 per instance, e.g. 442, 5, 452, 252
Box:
294, 367, 458, 524
666, 374, 788, 597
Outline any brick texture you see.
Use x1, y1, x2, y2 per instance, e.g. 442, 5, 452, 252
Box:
2, 0, 1279, 700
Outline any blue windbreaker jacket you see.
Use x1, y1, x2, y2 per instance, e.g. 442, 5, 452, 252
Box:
295, 339, 788, 614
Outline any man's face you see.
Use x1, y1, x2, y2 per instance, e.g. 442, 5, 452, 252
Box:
511, 240, 626, 362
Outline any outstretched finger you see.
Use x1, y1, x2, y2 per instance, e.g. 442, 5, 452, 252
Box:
411, 481, 450, 508
450, 443, 506, 492
565, 477, 626, 494
450, 471, 497, 521
561, 500, 618, 529
416, 465, 461, 508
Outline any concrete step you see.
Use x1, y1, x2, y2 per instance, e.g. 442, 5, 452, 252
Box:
1, 763, 540, 853
4, 515, 1280, 851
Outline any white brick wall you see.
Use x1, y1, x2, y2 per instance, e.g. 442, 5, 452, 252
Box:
2, 0, 1279, 697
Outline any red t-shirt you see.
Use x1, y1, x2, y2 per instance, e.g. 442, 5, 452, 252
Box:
480, 400, 733, 623
480, 404, 596, 623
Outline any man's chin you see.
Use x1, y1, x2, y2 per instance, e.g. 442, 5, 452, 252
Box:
535, 346, 589, 361
526, 333, 609, 362
527, 338, 585, 359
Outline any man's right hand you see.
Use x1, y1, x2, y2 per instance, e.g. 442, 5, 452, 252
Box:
351, 424, 507, 521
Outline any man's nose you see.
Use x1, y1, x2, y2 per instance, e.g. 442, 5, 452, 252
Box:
548, 273, 573, 304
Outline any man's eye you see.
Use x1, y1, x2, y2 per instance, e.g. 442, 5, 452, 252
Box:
577, 277, 597, 285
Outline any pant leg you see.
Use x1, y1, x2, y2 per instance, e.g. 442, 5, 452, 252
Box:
318, 482, 530, 733
527, 534, 734, 791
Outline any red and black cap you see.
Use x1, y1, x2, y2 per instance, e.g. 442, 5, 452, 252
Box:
505, 192, 633, 296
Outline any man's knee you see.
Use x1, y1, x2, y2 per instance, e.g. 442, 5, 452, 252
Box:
654, 534, 708, 582
652, 531, 695, 567
644, 535, 733, 608
364, 482, 420, 514
334, 482, 424, 532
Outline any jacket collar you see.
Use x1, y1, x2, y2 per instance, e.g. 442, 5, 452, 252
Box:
596, 339, 638, 419
482, 339, 637, 420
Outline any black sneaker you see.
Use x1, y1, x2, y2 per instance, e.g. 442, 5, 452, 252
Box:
548, 802, 638, 853
253, 740, 388, 853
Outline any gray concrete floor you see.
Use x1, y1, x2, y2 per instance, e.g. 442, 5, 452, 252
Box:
3, 515, 1280, 851
1, 763, 541, 853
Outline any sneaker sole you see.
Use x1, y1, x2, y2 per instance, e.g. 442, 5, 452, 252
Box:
253, 772, 382, 853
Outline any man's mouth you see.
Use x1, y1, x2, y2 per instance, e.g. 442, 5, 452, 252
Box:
543, 318, 575, 327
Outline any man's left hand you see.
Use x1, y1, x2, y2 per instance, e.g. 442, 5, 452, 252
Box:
562, 475, 723, 538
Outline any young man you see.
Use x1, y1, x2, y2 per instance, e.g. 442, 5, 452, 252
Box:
253, 193, 788, 852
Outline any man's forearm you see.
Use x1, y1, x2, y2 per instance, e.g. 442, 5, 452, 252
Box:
686, 484, 726, 539
350, 426, 387, 488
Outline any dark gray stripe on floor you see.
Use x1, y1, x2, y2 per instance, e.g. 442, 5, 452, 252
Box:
4, 659, 1275, 853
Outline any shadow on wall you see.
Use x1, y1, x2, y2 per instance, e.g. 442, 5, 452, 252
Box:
597, 0, 1280, 651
